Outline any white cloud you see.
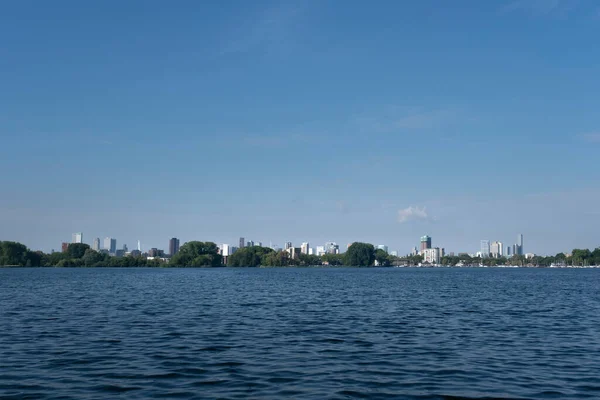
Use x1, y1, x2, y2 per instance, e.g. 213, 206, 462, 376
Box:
398, 206, 430, 224
581, 132, 600, 143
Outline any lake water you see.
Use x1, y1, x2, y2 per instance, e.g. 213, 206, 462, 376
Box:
1, 267, 599, 399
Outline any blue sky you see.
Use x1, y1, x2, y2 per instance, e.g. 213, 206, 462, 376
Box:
1, 0, 599, 255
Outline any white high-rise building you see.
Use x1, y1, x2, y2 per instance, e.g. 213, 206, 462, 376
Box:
316, 246, 326, 256
490, 241, 504, 258
308, 248, 314, 255
221, 244, 233, 257
300, 242, 310, 254
72, 232, 83, 243
423, 248, 441, 264
92, 238, 101, 251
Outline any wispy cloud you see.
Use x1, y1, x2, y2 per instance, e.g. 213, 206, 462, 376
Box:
241, 132, 316, 148
398, 206, 431, 224
580, 132, 600, 143
354, 106, 464, 133
219, 3, 306, 56
503, 0, 564, 14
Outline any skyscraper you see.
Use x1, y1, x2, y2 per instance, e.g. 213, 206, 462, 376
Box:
420, 236, 432, 251
169, 238, 180, 256
239, 237, 245, 248
104, 237, 117, 254
72, 232, 83, 243
301, 242, 309, 254
517, 234, 524, 255
480, 240, 490, 258
490, 241, 503, 258
285, 242, 293, 250
92, 238, 101, 251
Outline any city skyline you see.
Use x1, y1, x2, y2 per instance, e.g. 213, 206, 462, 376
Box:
1, 1, 599, 254
51, 231, 539, 259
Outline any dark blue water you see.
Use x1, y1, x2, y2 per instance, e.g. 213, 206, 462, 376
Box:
1, 268, 600, 399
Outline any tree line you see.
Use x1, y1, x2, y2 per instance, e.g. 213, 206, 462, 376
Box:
1, 240, 599, 267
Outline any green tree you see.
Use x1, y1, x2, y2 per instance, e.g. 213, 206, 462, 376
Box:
170, 241, 222, 267
82, 249, 104, 267
67, 243, 90, 259
345, 242, 375, 266
228, 246, 274, 267
374, 249, 391, 266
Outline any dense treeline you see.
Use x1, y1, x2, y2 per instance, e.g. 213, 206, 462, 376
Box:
1, 240, 599, 267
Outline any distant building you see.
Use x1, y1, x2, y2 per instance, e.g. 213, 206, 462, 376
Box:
308, 248, 314, 255
516, 234, 524, 255
123, 244, 128, 252
169, 238, 180, 256
449, 252, 455, 257
316, 246, 326, 256
411, 247, 418, 256
420, 236, 432, 251
377, 245, 388, 254
300, 242, 310, 254
525, 253, 535, 259
239, 237, 245, 249
148, 248, 164, 258
104, 237, 117, 255
480, 240, 490, 258
256, 242, 262, 247
246, 240, 255, 247
130, 250, 142, 257
285, 242, 293, 250
490, 241, 504, 258
221, 244, 236, 257
115, 249, 125, 257
507, 246, 512, 257
61, 242, 69, 253
325, 242, 339, 254
92, 238, 101, 251
285, 247, 302, 259
72, 232, 83, 244
391, 251, 398, 257
422, 248, 441, 264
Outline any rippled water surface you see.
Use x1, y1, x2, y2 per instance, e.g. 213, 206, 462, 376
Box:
1, 268, 600, 399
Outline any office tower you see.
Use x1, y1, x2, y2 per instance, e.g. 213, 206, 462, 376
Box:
423, 248, 441, 264
61, 242, 69, 253
104, 237, 117, 254
377, 245, 389, 253
420, 236, 432, 251
169, 238, 180, 256
137, 240, 141, 251
285, 242, 293, 250
316, 246, 326, 256
507, 246, 512, 256
517, 234, 524, 255
92, 238, 101, 251
256, 242, 262, 247
325, 242, 339, 254
123, 244, 128, 252
308, 248, 314, 255
480, 240, 490, 258
239, 237, 245, 249
246, 240, 255, 247
72, 232, 83, 243
490, 241, 503, 258
301, 242, 309, 254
